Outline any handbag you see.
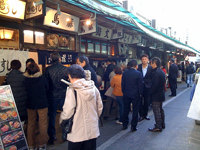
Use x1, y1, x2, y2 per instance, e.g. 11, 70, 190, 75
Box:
61, 90, 77, 134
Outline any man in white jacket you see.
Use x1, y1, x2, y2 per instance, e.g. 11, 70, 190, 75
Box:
60, 64, 103, 150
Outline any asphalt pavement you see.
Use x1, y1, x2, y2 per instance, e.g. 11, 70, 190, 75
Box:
47, 82, 200, 150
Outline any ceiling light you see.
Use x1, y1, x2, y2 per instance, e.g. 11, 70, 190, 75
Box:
86, 20, 91, 25
66, 18, 71, 22
33, 0, 43, 6
166, 50, 170, 53
57, 4, 61, 15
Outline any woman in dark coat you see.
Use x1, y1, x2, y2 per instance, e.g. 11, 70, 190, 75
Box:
24, 62, 49, 150
2, 60, 27, 121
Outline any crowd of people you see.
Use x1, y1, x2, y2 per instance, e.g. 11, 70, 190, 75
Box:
1, 52, 186, 150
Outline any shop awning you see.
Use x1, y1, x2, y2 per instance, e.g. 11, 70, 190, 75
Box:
91, 0, 200, 54
63, 0, 144, 33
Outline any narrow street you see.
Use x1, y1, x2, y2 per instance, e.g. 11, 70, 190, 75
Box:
48, 82, 200, 150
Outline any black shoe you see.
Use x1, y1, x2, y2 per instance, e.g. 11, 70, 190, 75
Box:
131, 127, 138, 132
138, 117, 144, 122
103, 116, 108, 120
162, 123, 165, 129
148, 127, 162, 132
123, 126, 128, 130
169, 95, 176, 97
144, 116, 150, 120
48, 136, 57, 145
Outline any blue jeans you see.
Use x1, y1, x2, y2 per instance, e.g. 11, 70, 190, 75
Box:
187, 74, 193, 86
116, 96, 124, 122
48, 99, 65, 139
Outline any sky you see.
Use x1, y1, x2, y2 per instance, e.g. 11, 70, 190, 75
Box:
119, 0, 200, 50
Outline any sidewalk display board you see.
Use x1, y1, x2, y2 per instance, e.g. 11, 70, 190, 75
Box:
0, 85, 28, 150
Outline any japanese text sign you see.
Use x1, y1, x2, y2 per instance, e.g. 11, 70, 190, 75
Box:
92, 25, 112, 40
44, 7, 80, 32
78, 20, 97, 35
118, 33, 132, 44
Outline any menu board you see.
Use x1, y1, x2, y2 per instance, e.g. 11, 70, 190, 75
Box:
0, 85, 28, 150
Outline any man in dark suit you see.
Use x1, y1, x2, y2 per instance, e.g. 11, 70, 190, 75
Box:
121, 60, 143, 132
168, 58, 178, 96
76, 55, 98, 88
137, 54, 152, 122
148, 57, 166, 132
104, 59, 115, 88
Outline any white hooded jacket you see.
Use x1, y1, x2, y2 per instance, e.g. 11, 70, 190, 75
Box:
60, 78, 103, 142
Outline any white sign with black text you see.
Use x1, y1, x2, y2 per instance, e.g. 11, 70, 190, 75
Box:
92, 26, 112, 40
118, 33, 132, 44
78, 20, 97, 35
44, 7, 80, 32
112, 28, 123, 39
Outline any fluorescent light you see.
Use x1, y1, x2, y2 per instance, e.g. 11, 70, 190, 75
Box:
166, 51, 170, 53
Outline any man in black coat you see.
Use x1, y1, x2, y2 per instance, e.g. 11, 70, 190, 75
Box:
76, 55, 98, 88
148, 57, 166, 132
137, 54, 152, 122
104, 59, 115, 88
45, 52, 68, 144
168, 58, 178, 96
121, 60, 143, 131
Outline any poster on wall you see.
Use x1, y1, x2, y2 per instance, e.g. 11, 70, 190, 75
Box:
0, 50, 29, 76
0, 85, 28, 150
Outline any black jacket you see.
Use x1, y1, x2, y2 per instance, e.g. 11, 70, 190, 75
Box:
186, 64, 195, 74
24, 73, 49, 109
169, 63, 178, 80
149, 67, 166, 102
122, 68, 143, 98
83, 64, 98, 88
138, 64, 152, 89
104, 64, 115, 82
45, 62, 68, 100
2, 70, 27, 119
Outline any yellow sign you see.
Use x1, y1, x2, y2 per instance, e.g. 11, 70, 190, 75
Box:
0, 0, 26, 20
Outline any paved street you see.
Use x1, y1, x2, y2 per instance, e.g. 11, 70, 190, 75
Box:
47, 82, 200, 150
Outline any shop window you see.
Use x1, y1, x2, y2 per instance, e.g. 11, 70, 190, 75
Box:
102, 43, 107, 55
81, 39, 86, 53
95, 42, 100, 54
87, 40, 94, 53
108, 44, 115, 56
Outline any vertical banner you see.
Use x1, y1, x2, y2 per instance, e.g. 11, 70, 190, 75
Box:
0, 85, 28, 150
0, 50, 29, 76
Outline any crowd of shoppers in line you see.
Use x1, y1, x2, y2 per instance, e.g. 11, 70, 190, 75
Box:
1, 52, 186, 150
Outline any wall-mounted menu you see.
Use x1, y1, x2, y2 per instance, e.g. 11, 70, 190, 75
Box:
0, 85, 28, 150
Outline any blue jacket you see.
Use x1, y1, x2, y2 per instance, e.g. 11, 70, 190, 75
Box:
121, 68, 143, 98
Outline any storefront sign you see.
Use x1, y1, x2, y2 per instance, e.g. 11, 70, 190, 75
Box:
111, 28, 123, 39
132, 34, 142, 44
0, 85, 28, 150
118, 43, 129, 56
118, 33, 132, 44
92, 26, 112, 40
37, 50, 78, 65
25, 0, 44, 19
0, 50, 28, 76
0, 0, 26, 20
78, 20, 97, 35
44, 7, 80, 32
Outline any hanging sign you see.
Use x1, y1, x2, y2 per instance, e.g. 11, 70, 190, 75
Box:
44, 7, 80, 32
25, 0, 45, 19
118, 33, 132, 44
78, 20, 97, 35
111, 28, 123, 39
0, 0, 26, 20
132, 34, 142, 44
0, 50, 29, 76
92, 26, 112, 40
0, 85, 28, 150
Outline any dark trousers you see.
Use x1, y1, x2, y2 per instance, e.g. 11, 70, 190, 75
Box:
48, 99, 65, 139
123, 96, 140, 128
139, 86, 149, 117
169, 78, 177, 96
68, 138, 96, 150
152, 101, 165, 129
